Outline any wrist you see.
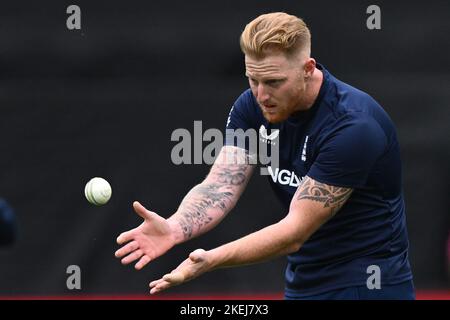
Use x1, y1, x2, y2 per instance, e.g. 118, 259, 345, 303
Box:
167, 216, 185, 245
206, 246, 225, 271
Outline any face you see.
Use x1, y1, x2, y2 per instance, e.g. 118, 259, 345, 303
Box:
245, 49, 312, 123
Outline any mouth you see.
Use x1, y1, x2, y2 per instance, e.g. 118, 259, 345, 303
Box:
261, 104, 277, 112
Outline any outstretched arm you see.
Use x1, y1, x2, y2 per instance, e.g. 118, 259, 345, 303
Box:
149, 176, 352, 294
115, 146, 254, 270
170, 146, 254, 243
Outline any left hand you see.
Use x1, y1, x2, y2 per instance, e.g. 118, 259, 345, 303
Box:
149, 248, 211, 294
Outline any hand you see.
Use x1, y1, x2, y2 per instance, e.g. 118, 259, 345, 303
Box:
149, 248, 211, 294
115, 201, 176, 270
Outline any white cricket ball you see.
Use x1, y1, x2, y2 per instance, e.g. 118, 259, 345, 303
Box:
84, 177, 112, 206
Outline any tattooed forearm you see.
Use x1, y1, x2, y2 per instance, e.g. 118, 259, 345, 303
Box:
178, 184, 234, 239
295, 177, 352, 216
175, 146, 254, 240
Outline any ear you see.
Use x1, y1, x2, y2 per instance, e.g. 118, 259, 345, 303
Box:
304, 58, 316, 78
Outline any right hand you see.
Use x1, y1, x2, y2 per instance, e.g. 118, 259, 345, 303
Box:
115, 201, 176, 270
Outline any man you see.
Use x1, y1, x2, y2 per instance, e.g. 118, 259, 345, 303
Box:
115, 12, 414, 299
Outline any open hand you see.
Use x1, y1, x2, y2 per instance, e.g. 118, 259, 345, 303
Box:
115, 201, 176, 270
149, 249, 211, 294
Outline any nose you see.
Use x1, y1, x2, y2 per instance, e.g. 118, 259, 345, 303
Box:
256, 84, 270, 103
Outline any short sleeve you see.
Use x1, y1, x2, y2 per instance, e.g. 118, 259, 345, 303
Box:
307, 115, 387, 188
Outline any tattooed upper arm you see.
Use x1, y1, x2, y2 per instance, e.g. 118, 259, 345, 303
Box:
207, 146, 255, 187
292, 176, 353, 218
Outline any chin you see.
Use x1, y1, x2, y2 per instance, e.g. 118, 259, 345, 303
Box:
262, 111, 290, 124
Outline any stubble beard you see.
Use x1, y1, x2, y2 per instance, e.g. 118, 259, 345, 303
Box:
261, 106, 292, 124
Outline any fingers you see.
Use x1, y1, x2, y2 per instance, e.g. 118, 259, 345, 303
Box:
116, 230, 135, 245
135, 255, 151, 270
149, 278, 165, 289
163, 272, 185, 284
115, 240, 139, 258
133, 201, 163, 222
150, 283, 164, 295
149, 272, 184, 294
148, 249, 208, 294
115, 240, 152, 268
116, 202, 168, 272
149, 278, 165, 294
121, 249, 144, 265
133, 201, 152, 220
117, 202, 151, 245
150, 284, 166, 295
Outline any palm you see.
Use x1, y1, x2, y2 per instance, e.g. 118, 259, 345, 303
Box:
149, 249, 209, 294
135, 217, 172, 256
115, 201, 175, 270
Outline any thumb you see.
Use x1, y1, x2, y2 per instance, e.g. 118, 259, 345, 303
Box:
133, 201, 157, 220
189, 249, 205, 262
163, 271, 185, 284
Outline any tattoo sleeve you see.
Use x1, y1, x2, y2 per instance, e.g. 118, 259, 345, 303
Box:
176, 147, 254, 240
294, 177, 353, 217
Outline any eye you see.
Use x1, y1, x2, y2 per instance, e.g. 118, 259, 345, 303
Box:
266, 79, 282, 86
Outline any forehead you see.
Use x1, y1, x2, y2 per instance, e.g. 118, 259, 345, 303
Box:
245, 52, 293, 77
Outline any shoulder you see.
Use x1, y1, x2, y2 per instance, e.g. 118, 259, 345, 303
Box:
323, 75, 396, 140
332, 112, 388, 145
331, 78, 382, 116
233, 89, 258, 111
226, 89, 263, 130
311, 108, 389, 162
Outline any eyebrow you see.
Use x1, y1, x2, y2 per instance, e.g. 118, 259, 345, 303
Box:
245, 73, 287, 81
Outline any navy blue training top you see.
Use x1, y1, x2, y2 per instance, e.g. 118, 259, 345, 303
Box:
224, 64, 413, 297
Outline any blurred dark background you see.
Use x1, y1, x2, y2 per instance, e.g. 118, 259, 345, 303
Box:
0, 0, 449, 297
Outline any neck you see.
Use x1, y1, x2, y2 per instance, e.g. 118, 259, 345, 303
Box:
302, 67, 323, 111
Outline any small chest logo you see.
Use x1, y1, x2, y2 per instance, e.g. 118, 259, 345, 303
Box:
301, 135, 309, 161
259, 125, 279, 146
